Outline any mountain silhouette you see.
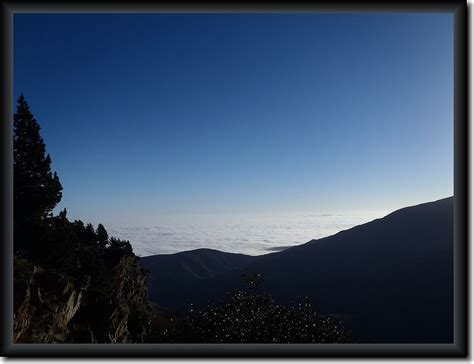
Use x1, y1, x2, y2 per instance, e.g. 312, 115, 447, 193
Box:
141, 197, 453, 343
141, 248, 256, 295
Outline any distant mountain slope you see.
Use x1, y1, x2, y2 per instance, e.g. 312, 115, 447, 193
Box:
142, 197, 454, 343
141, 248, 256, 307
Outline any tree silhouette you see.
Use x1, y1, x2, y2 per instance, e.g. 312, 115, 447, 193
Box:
96, 223, 109, 252
14, 95, 63, 252
158, 273, 352, 343
84, 223, 98, 246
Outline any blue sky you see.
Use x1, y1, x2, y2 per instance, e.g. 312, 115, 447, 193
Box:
14, 13, 453, 225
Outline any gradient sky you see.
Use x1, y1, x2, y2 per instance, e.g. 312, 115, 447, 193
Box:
13, 13, 453, 225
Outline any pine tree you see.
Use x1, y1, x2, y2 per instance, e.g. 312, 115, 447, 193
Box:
14, 94, 62, 221
84, 223, 97, 246
96, 223, 109, 251
14, 94, 63, 252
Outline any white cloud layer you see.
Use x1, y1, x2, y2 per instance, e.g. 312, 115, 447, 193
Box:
107, 211, 388, 257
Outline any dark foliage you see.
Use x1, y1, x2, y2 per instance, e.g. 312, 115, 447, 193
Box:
72, 220, 99, 249
155, 273, 351, 343
105, 237, 134, 267
96, 224, 108, 252
84, 223, 99, 246
12, 95, 135, 282
33, 211, 79, 276
14, 95, 62, 253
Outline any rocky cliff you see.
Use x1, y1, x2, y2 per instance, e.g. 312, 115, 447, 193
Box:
13, 255, 152, 343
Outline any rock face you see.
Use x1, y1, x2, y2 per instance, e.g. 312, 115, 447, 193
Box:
100, 255, 151, 343
13, 255, 152, 343
13, 258, 87, 343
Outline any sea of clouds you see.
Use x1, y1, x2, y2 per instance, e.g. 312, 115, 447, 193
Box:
107, 211, 389, 257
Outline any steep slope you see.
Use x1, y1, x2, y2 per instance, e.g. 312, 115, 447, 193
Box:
145, 197, 454, 343
242, 196, 454, 343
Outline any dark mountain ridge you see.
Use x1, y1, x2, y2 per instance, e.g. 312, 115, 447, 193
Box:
142, 197, 454, 343
141, 248, 256, 308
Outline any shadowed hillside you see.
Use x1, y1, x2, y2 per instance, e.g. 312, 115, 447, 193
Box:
143, 197, 454, 343
141, 248, 256, 308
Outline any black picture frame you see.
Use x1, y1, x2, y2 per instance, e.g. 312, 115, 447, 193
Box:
0, 0, 468, 358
